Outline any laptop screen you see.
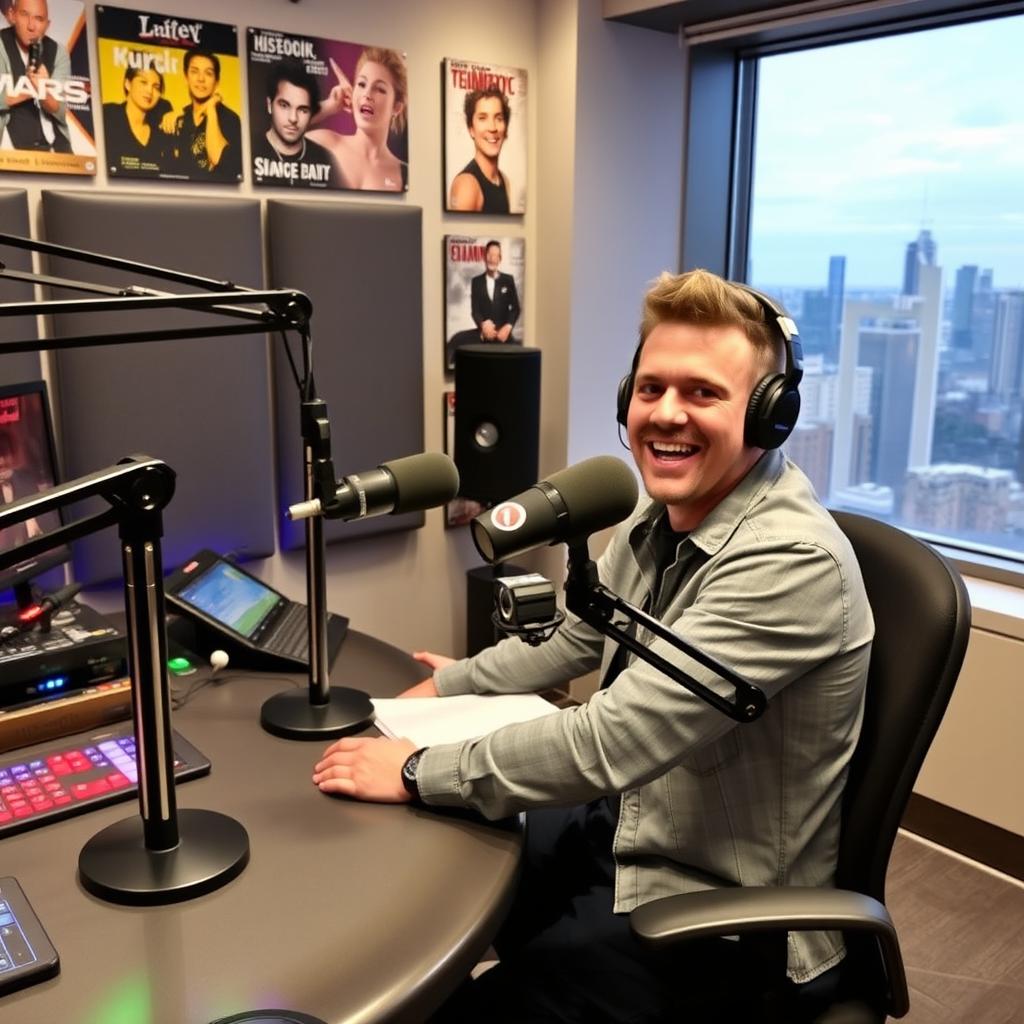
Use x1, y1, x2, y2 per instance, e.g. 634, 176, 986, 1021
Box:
175, 561, 285, 641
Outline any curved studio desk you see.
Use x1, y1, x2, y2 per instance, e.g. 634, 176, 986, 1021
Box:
1, 630, 522, 1024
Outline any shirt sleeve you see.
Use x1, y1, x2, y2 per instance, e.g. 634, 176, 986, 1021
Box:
417, 533, 859, 818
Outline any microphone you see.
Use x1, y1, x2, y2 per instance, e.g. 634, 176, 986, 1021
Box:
288, 452, 459, 522
18, 581, 83, 626
471, 456, 639, 564
27, 41, 42, 71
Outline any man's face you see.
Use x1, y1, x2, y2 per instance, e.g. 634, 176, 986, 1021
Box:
626, 321, 764, 532
484, 245, 502, 276
8, 0, 49, 49
468, 96, 507, 160
186, 56, 218, 102
267, 80, 312, 147
126, 69, 162, 113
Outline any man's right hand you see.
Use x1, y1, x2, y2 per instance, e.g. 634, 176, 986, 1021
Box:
397, 651, 458, 698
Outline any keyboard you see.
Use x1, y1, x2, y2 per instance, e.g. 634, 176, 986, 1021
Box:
265, 602, 310, 659
0, 723, 210, 840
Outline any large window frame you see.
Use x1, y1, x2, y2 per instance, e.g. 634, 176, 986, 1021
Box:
677, 0, 1024, 586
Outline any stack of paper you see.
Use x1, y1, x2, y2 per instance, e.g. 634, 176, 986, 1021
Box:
371, 693, 559, 747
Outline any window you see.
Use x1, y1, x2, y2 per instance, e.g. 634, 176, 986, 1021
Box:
736, 12, 1024, 568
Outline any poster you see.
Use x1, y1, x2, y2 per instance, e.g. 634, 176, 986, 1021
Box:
445, 234, 525, 371
96, 5, 242, 182
443, 57, 525, 214
443, 391, 485, 528
0, 0, 95, 175
247, 27, 408, 192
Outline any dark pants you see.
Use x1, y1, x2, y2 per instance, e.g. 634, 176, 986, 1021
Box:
431, 799, 814, 1023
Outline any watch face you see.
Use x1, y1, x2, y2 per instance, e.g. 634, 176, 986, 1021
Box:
402, 751, 422, 796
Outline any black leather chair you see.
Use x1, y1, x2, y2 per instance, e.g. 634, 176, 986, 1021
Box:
630, 511, 972, 1022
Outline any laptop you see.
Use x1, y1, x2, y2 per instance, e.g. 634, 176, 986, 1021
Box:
164, 550, 348, 671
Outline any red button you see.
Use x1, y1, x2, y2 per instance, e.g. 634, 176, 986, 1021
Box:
12, 806, 34, 818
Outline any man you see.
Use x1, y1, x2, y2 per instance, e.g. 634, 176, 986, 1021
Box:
0, 0, 71, 153
252, 59, 332, 189
448, 87, 510, 213
447, 240, 522, 366
313, 270, 873, 1021
162, 48, 240, 181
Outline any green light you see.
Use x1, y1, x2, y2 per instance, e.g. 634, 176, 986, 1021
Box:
167, 656, 192, 673
84, 976, 152, 1024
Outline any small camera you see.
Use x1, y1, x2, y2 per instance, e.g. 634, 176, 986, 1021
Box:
494, 573, 558, 630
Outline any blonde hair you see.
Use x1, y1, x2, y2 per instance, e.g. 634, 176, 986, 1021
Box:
356, 47, 408, 136
639, 269, 781, 375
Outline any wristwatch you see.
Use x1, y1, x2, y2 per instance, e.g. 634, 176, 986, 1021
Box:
401, 747, 428, 802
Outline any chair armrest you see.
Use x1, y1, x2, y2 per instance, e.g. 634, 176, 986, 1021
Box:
630, 887, 909, 1017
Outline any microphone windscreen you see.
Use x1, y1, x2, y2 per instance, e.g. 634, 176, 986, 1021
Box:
543, 455, 639, 537
384, 452, 460, 514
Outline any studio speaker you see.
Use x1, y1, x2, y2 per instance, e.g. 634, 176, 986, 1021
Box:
454, 345, 541, 504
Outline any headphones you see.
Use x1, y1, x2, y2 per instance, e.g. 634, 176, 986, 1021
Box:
615, 283, 804, 450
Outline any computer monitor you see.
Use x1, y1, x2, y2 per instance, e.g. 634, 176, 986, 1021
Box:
0, 380, 70, 606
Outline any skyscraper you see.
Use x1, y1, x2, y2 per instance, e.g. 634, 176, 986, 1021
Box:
901, 228, 937, 296
826, 255, 845, 365
989, 291, 1024, 399
951, 265, 978, 352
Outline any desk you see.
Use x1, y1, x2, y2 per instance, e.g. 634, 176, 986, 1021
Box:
0, 631, 522, 1024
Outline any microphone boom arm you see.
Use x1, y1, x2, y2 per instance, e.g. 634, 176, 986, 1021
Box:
564, 543, 767, 723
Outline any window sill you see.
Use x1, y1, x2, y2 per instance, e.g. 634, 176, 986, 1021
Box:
961, 575, 1024, 643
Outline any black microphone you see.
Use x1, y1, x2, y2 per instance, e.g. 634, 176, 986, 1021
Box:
288, 452, 459, 522
27, 41, 42, 71
0, 582, 83, 643
471, 456, 639, 564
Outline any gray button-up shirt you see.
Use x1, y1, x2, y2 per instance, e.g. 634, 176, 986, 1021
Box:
419, 449, 872, 981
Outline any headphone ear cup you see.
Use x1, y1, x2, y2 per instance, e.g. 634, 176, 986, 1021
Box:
616, 374, 633, 428
746, 373, 800, 449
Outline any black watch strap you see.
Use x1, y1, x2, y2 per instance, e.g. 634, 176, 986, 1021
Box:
401, 747, 429, 802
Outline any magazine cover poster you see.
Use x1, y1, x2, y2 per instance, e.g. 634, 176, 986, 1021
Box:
443, 58, 525, 214
445, 234, 525, 371
248, 27, 408, 193
443, 391, 485, 528
0, 0, 95, 175
96, 5, 242, 182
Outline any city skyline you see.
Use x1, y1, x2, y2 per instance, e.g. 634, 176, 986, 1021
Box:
748, 13, 1024, 289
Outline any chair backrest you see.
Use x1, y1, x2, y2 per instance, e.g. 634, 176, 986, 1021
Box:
831, 511, 971, 904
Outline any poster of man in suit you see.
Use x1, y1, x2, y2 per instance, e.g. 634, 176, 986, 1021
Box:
445, 234, 524, 371
0, 0, 95, 174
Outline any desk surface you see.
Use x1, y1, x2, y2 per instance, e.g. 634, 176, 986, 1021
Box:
0, 631, 521, 1024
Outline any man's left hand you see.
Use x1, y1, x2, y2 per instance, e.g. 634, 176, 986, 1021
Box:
313, 736, 417, 802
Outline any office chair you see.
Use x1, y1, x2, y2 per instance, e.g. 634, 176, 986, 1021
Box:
630, 511, 972, 1023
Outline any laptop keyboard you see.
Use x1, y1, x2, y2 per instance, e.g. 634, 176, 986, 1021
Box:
265, 603, 308, 659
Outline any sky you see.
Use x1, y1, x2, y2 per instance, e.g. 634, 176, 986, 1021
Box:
748, 13, 1024, 291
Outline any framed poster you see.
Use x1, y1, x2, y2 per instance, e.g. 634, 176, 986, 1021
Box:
248, 27, 408, 192
0, 0, 95, 175
96, 5, 241, 182
443, 58, 525, 214
444, 234, 525, 371
443, 390, 485, 528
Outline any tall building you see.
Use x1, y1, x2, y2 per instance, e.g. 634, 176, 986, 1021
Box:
902, 463, 1012, 534
971, 269, 996, 361
785, 421, 833, 498
826, 255, 846, 365
902, 228, 937, 296
989, 291, 1024, 399
951, 265, 978, 351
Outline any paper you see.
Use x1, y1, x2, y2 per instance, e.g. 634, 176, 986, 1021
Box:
371, 693, 559, 747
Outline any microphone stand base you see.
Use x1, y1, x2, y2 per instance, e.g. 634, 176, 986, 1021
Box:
78, 808, 250, 906
259, 686, 375, 740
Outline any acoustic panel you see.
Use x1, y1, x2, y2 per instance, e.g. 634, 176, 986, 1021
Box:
267, 200, 424, 551
41, 191, 276, 584
0, 190, 43, 384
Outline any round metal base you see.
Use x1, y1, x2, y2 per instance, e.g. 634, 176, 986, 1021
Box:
209, 1012, 327, 1024
78, 808, 250, 906
259, 686, 375, 740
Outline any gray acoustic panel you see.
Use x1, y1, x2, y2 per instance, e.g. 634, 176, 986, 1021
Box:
0, 190, 43, 384
267, 200, 424, 551
41, 191, 275, 583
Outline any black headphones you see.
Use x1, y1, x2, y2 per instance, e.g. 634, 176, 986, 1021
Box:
615, 282, 804, 450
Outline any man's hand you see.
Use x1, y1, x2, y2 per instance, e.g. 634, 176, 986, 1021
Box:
313, 736, 416, 802
396, 651, 456, 698
480, 319, 498, 340
159, 108, 178, 134
496, 324, 513, 342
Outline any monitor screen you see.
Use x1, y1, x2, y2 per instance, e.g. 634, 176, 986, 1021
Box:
0, 381, 70, 600
175, 560, 285, 640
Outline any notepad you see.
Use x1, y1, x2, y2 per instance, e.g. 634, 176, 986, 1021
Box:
371, 693, 559, 747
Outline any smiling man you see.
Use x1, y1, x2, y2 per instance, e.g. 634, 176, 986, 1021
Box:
448, 86, 511, 213
313, 270, 873, 1022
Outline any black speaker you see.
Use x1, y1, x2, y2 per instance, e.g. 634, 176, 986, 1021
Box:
454, 345, 541, 504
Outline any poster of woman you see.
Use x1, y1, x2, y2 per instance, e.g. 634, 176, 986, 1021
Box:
445, 234, 525, 371
248, 26, 408, 192
443, 58, 526, 214
96, 6, 242, 182
0, 0, 95, 175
